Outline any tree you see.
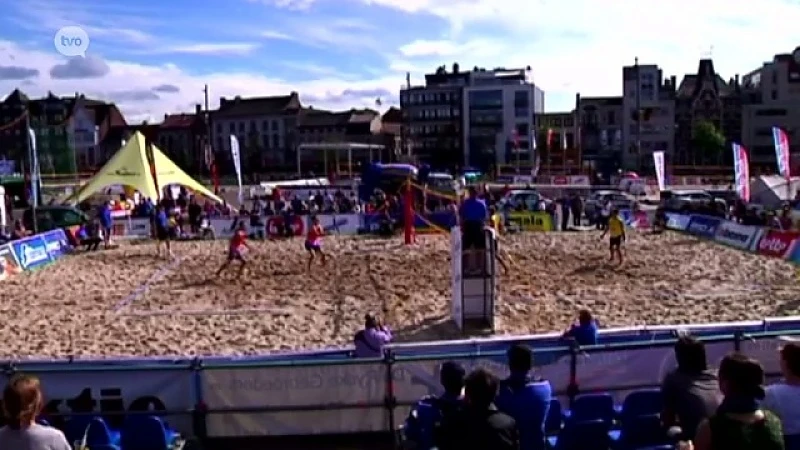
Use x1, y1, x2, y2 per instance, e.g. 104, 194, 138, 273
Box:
691, 120, 726, 165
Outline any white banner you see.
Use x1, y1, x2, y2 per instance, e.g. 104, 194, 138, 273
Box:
201, 363, 388, 437
714, 221, 763, 250
28, 127, 40, 207
17, 366, 193, 434
229, 135, 243, 205
653, 151, 665, 191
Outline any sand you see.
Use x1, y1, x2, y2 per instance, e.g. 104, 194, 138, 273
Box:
0, 231, 799, 359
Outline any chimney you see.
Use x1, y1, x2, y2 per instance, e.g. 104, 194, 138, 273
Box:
290, 91, 298, 100
670, 76, 677, 88
575, 92, 581, 109
735, 74, 740, 86
453, 62, 460, 74
195, 104, 202, 115
220, 97, 227, 107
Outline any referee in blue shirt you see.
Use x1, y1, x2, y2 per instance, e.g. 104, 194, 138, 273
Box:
459, 186, 488, 274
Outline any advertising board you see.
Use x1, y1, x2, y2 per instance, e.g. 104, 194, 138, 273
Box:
507, 211, 553, 231
665, 213, 690, 231
685, 215, 722, 239
714, 221, 762, 250
10, 235, 52, 271
757, 230, 800, 258
266, 216, 305, 238
0, 243, 20, 280
41, 229, 71, 260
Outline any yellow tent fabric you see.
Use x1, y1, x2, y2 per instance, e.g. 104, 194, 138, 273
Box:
150, 144, 224, 204
74, 132, 159, 202
73, 131, 225, 204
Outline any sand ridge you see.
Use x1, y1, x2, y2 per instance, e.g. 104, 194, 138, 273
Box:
0, 231, 798, 359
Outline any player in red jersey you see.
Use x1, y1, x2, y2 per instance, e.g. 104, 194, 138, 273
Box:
216, 221, 251, 278
305, 216, 327, 271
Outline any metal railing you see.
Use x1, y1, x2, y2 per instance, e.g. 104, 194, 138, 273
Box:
0, 327, 794, 445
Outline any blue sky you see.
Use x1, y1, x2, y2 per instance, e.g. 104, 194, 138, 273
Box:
0, 0, 799, 123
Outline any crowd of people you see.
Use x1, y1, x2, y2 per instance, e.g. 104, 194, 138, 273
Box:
399, 336, 800, 450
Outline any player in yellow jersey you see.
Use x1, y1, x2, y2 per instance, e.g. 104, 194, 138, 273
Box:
600, 208, 626, 264
489, 206, 503, 235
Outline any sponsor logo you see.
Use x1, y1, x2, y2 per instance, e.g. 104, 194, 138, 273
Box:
714, 222, 758, 249
113, 168, 138, 176
19, 242, 49, 268
686, 216, 721, 237
688, 223, 711, 234
718, 228, 750, 243
665, 214, 690, 231
757, 231, 800, 258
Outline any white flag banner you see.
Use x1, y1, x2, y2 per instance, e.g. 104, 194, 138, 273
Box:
27, 127, 40, 207
229, 135, 243, 205
652, 150, 665, 191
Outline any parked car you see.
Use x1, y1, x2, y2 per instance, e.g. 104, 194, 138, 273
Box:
584, 190, 636, 219
661, 189, 727, 215
22, 205, 89, 233
498, 189, 551, 211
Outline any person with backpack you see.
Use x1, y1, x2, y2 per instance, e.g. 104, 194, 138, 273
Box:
495, 343, 552, 450
402, 361, 466, 449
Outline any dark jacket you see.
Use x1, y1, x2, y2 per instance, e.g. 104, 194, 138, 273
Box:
435, 404, 520, 450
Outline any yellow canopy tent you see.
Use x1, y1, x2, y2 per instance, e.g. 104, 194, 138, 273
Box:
72, 131, 224, 204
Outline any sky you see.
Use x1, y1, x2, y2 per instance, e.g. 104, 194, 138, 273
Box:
0, 0, 798, 124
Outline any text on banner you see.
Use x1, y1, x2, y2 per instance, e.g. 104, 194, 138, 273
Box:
686, 215, 722, 239
757, 229, 800, 258
714, 221, 762, 250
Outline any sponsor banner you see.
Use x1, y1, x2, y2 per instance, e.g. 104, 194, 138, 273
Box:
665, 213, 691, 231
686, 215, 722, 239
10, 235, 52, 271
202, 363, 388, 437
568, 175, 590, 186
126, 218, 152, 237
41, 229, 71, 260
714, 221, 762, 250
16, 365, 194, 434
786, 238, 800, 264
619, 210, 651, 229
310, 214, 361, 235
551, 176, 568, 185
507, 211, 553, 231
0, 244, 21, 281
757, 229, 800, 258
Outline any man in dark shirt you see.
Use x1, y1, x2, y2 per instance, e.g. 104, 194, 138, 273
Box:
459, 186, 488, 274
660, 335, 721, 440
435, 368, 520, 450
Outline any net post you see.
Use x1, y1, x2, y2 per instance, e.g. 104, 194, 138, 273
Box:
403, 178, 414, 245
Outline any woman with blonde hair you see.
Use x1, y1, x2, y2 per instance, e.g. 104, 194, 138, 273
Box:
0, 374, 71, 450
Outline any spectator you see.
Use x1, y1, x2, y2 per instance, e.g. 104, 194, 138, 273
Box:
435, 368, 519, 450
353, 314, 392, 358
762, 340, 800, 450
98, 201, 113, 248
686, 353, 783, 450
0, 374, 71, 450
661, 335, 721, 441
460, 186, 488, 274
403, 361, 465, 449
11, 219, 30, 241
495, 344, 552, 450
561, 310, 599, 346
188, 198, 202, 233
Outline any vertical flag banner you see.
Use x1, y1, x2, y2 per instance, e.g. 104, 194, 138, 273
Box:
229, 135, 243, 205
27, 127, 40, 207
732, 143, 751, 202
561, 131, 568, 150
652, 150, 665, 191
772, 126, 791, 179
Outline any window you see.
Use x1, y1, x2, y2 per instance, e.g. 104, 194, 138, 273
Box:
516, 123, 529, 136
468, 90, 503, 108
607, 111, 616, 125
514, 91, 529, 107
238, 122, 245, 132
228, 123, 235, 133
755, 108, 787, 116
772, 90, 778, 100
272, 135, 279, 148
216, 124, 222, 134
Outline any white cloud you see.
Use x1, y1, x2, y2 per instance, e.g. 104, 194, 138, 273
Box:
145, 43, 262, 56
0, 41, 399, 123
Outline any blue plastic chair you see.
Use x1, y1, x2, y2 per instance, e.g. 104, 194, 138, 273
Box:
545, 399, 563, 434
565, 393, 615, 424
618, 390, 663, 419
611, 414, 668, 450
63, 415, 99, 446
551, 419, 612, 450
121, 415, 180, 450
86, 417, 121, 449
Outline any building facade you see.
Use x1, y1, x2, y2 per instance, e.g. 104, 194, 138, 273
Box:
741, 47, 800, 171
400, 64, 544, 171
674, 60, 742, 169
621, 63, 676, 171
536, 111, 580, 174
158, 105, 207, 174
296, 108, 383, 173
577, 94, 623, 177
210, 92, 303, 176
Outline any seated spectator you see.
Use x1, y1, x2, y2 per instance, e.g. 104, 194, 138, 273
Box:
353, 314, 392, 358
762, 339, 800, 450
685, 353, 783, 450
561, 309, 599, 346
0, 374, 71, 450
662, 335, 721, 441
435, 368, 519, 450
403, 361, 465, 449
10, 220, 30, 241
78, 220, 103, 252
495, 344, 552, 450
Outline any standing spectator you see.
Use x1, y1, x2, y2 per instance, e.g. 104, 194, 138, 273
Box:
561, 310, 599, 346
683, 353, 783, 450
570, 193, 583, 228
762, 340, 800, 450
188, 198, 202, 233
495, 344, 552, 450
98, 201, 113, 249
435, 368, 520, 450
559, 195, 570, 231
403, 361, 465, 449
459, 186, 488, 274
661, 335, 721, 441
0, 374, 71, 450
353, 314, 392, 358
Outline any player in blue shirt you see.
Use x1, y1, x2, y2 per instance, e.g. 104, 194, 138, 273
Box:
562, 310, 599, 346
495, 343, 553, 450
403, 361, 465, 449
459, 186, 488, 274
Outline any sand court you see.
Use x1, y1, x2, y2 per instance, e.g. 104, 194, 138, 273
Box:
1, 231, 799, 359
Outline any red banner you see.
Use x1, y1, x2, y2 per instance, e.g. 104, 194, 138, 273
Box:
757, 230, 800, 258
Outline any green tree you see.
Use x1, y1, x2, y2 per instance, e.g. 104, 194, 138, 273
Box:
691, 120, 726, 165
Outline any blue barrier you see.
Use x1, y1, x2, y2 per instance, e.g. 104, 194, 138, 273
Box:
665, 213, 690, 231
685, 214, 722, 238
